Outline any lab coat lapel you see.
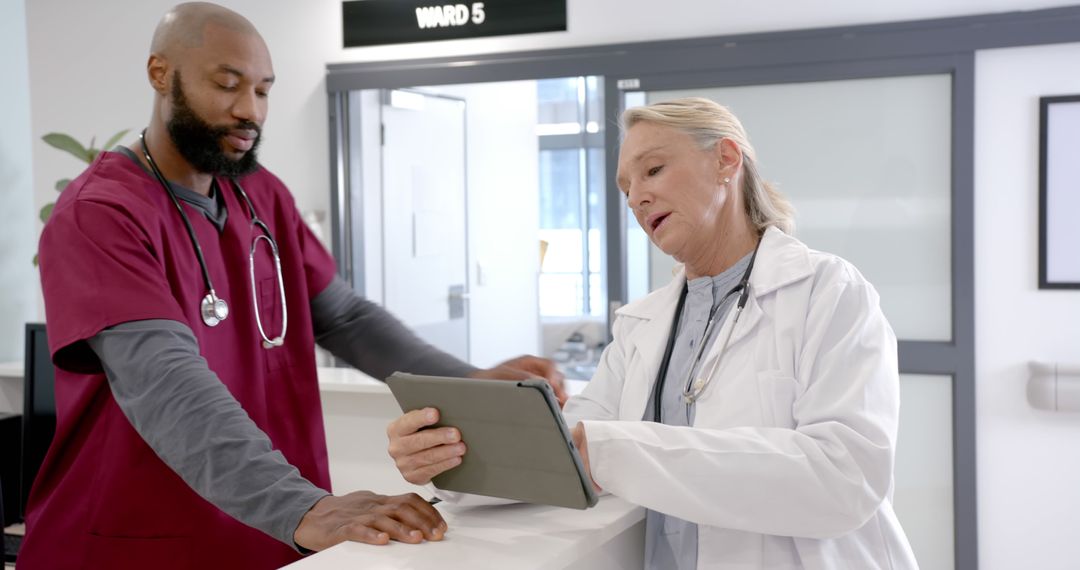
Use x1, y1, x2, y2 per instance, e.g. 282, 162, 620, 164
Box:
616, 227, 813, 415
725, 293, 764, 348
723, 227, 812, 349
618, 272, 686, 416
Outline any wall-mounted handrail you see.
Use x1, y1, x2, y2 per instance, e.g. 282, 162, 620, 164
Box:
1028, 361, 1080, 412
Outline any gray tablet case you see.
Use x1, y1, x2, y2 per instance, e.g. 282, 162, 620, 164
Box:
386, 372, 599, 510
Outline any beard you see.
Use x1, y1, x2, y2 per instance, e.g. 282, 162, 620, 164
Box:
166, 71, 262, 178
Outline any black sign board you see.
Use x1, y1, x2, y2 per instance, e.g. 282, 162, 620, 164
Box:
343, 0, 567, 48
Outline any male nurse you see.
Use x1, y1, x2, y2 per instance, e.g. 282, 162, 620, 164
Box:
23, 3, 564, 568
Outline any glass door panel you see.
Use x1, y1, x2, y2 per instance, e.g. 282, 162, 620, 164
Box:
638, 75, 953, 341
895, 374, 956, 570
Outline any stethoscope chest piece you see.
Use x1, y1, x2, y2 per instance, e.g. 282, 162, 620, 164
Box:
140, 130, 286, 347
201, 291, 229, 327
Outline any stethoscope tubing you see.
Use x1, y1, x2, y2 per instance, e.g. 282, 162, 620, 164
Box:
139, 130, 287, 347
652, 237, 761, 423
140, 132, 218, 303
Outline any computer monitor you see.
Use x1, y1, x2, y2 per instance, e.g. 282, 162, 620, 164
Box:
20, 323, 55, 522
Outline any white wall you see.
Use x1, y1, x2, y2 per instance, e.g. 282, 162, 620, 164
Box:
20, 0, 349, 333
0, 0, 37, 363
23, 0, 344, 216
974, 42, 1080, 570
333, 0, 1080, 64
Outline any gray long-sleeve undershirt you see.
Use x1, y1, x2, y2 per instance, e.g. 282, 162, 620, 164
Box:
87, 275, 477, 549
311, 277, 477, 380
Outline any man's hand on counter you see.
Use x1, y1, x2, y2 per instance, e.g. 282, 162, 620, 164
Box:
294, 491, 447, 551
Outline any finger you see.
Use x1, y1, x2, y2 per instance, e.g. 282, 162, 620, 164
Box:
371, 514, 425, 544
570, 424, 599, 490
397, 441, 466, 472
387, 408, 441, 438
514, 355, 563, 382
403, 454, 464, 486
338, 522, 390, 546
402, 493, 448, 532
549, 376, 569, 406
533, 368, 568, 405
470, 366, 529, 381
395, 442, 465, 483
389, 427, 461, 459
384, 500, 446, 541
510, 357, 569, 396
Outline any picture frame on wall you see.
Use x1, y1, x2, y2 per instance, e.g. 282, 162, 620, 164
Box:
1038, 95, 1080, 289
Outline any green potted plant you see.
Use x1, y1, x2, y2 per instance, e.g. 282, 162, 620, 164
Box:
35, 129, 129, 265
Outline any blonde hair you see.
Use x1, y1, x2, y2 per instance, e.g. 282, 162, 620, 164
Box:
621, 97, 795, 235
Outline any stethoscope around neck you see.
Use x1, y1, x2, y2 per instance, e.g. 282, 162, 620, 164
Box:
139, 130, 287, 349
652, 238, 761, 423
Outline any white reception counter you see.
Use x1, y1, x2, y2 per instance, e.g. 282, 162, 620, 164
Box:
310, 368, 645, 569
283, 496, 644, 570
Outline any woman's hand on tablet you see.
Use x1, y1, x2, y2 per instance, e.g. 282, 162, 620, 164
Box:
387, 407, 467, 485
572, 422, 602, 492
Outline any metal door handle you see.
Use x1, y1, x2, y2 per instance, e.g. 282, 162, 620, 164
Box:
448, 284, 468, 319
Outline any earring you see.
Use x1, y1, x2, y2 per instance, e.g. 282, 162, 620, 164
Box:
723, 177, 731, 184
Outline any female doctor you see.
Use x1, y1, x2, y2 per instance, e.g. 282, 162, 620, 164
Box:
388, 97, 918, 569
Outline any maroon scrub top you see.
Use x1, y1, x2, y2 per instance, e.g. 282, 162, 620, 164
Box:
22, 151, 338, 569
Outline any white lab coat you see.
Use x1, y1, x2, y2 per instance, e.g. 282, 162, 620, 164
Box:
562, 226, 918, 570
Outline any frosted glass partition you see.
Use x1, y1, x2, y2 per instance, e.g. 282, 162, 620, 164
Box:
894, 374, 955, 570
642, 75, 953, 341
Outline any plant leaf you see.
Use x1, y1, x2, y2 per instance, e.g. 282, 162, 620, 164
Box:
103, 129, 131, 152
33, 253, 38, 267
42, 133, 90, 162
86, 137, 98, 162
40, 202, 55, 223
55, 178, 71, 192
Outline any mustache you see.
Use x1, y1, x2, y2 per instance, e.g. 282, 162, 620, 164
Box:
214, 121, 261, 136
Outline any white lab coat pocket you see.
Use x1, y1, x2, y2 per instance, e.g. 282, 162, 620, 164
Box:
756, 371, 798, 429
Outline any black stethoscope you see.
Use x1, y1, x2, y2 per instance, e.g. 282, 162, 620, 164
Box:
651, 238, 761, 423
139, 130, 287, 348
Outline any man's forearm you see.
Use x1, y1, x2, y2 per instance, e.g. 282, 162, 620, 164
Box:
311, 276, 478, 381
89, 319, 328, 549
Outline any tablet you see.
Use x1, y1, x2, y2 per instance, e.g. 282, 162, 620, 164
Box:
386, 372, 599, 510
